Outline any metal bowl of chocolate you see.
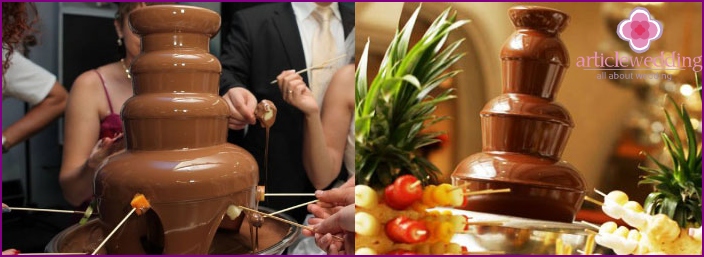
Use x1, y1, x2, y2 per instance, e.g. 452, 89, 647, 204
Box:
434, 207, 597, 255
45, 206, 300, 255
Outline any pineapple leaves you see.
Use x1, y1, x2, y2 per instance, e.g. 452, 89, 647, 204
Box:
355, 6, 468, 188
638, 94, 702, 228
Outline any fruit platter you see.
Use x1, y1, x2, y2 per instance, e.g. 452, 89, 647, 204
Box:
354, 175, 598, 255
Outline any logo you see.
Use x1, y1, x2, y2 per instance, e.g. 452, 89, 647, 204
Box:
616, 7, 663, 54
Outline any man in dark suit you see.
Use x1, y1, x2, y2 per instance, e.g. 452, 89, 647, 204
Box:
219, 2, 354, 223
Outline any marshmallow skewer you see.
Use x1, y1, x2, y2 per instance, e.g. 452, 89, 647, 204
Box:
4, 207, 86, 214
264, 193, 316, 197
584, 195, 604, 206
92, 208, 135, 255
238, 205, 343, 241
269, 54, 347, 84
92, 194, 151, 255
269, 199, 318, 216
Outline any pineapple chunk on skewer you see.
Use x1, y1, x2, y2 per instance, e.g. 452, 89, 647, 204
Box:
355, 211, 381, 236
355, 185, 379, 210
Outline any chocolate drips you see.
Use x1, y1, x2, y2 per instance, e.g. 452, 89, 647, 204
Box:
451, 6, 586, 223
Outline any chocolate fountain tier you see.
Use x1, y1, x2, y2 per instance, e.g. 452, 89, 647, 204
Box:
452, 6, 585, 223
94, 145, 257, 203
501, 6, 570, 100
452, 151, 586, 221
481, 94, 573, 160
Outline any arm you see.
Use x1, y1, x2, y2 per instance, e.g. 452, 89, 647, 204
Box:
59, 72, 114, 206
304, 65, 355, 189
2, 81, 67, 151
220, 12, 257, 129
277, 66, 354, 189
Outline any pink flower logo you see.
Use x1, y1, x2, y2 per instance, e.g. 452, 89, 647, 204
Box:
617, 7, 663, 53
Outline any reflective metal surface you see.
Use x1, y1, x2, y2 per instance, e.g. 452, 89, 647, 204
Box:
435, 208, 597, 254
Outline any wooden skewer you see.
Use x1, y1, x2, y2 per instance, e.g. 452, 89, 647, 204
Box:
594, 189, 607, 198
264, 193, 316, 197
450, 183, 471, 192
92, 208, 136, 255
578, 220, 600, 230
463, 188, 511, 196
584, 196, 604, 206
238, 205, 344, 241
269, 54, 347, 84
409, 180, 422, 189
7, 207, 86, 214
269, 199, 318, 216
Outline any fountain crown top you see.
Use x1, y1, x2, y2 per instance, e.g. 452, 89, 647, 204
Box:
129, 5, 221, 38
508, 6, 570, 35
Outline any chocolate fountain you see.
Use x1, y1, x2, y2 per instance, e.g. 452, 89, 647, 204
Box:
451, 6, 587, 223
46, 5, 298, 254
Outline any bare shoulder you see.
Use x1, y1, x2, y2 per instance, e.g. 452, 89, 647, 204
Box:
67, 69, 107, 115
71, 69, 103, 95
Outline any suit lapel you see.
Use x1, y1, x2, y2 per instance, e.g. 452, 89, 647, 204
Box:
272, 3, 307, 83
339, 4, 355, 39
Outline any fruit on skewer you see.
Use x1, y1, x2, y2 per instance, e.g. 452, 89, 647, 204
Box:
256, 186, 266, 201
226, 205, 243, 220
356, 175, 505, 254
130, 193, 151, 216
356, 185, 379, 209
384, 175, 423, 210
385, 216, 429, 244
254, 100, 277, 128
356, 211, 381, 236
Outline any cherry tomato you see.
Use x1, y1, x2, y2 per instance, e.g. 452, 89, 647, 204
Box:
384, 175, 423, 210
385, 216, 430, 244
384, 184, 410, 210
393, 175, 423, 202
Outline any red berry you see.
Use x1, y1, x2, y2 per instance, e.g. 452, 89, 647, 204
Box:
385, 216, 429, 244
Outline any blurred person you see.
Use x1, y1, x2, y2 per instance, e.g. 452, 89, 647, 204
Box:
2, 3, 67, 255
275, 28, 355, 190
59, 3, 162, 206
2, 2, 68, 154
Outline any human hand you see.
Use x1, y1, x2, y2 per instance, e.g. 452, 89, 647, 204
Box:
2, 249, 19, 255
2, 203, 9, 213
87, 133, 125, 169
311, 205, 355, 254
276, 70, 319, 116
303, 185, 354, 238
315, 185, 354, 207
222, 87, 257, 130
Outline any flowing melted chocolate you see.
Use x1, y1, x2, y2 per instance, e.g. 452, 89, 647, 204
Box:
53, 215, 292, 254
89, 5, 260, 254
451, 6, 586, 223
252, 99, 277, 251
